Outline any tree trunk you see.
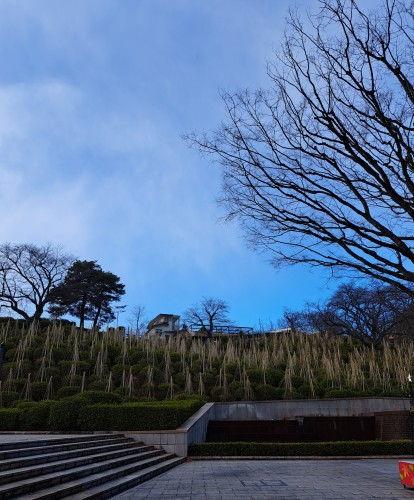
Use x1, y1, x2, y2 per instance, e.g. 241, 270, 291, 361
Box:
92, 306, 101, 330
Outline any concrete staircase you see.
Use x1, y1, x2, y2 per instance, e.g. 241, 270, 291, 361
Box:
0, 434, 185, 499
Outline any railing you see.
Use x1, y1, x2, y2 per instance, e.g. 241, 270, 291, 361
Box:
189, 324, 253, 335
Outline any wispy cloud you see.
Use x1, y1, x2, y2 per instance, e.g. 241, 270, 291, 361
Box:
0, 0, 333, 326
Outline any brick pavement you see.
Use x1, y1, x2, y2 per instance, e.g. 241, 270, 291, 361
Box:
112, 459, 414, 499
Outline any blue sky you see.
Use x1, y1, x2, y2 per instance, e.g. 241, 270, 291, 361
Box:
0, 0, 378, 330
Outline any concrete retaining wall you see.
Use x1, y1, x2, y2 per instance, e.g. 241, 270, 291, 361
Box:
122, 398, 409, 456
122, 402, 216, 457
214, 397, 410, 420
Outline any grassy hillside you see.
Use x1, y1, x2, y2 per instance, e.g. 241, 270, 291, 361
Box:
0, 319, 410, 407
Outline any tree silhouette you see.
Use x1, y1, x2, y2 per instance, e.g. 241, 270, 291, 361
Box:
184, 297, 230, 339
189, 0, 414, 292
49, 260, 125, 329
0, 243, 73, 323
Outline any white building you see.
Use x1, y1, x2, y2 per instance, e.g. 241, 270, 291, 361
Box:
146, 314, 180, 338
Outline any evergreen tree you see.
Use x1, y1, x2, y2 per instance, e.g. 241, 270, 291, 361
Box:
49, 260, 125, 329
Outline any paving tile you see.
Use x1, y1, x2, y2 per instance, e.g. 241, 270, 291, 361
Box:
112, 459, 414, 499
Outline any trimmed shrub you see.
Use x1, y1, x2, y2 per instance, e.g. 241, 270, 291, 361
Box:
209, 387, 224, 401
265, 369, 285, 386
245, 369, 263, 384
62, 375, 82, 386
0, 408, 19, 430
228, 381, 244, 401
57, 386, 81, 399
157, 383, 178, 399
173, 373, 186, 388
0, 391, 20, 408
189, 440, 412, 457
109, 364, 129, 385
57, 360, 73, 375
31, 382, 48, 401
75, 390, 122, 405
48, 391, 123, 431
78, 399, 204, 431
88, 380, 107, 391
324, 389, 359, 398
173, 394, 206, 402
17, 400, 56, 430
377, 389, 406, 397
254, 384, 282, 401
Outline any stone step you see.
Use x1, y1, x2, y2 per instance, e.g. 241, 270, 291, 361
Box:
0, 440, 150, 472
0, 447, 161, 485
17, 456, 186, 499
0, 448, 173, 498
0, 436, 130, 460
0, 434, 118, 451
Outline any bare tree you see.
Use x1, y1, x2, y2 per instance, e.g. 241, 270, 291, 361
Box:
0, 243, 73, 322
184, 297, 230, 339
278, 308, 313, 333
128, 304, 148, 335
188, 0, 414, 293
304, 281, 413, 345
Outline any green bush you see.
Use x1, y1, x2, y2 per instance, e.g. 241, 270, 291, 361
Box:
378, 389, 406, 397
228, 381, 244, 401
62, 375, 82, 386
128, 348, 145, 365
57, 360, 73, 375
109, 364, 129, 385
48, 391, 123, 431
88, 380, 108, 391
173, 394, 206, 402
57, 386, 81, 399
0, 408, 19, 430
265, 369, 285, 387
209, 387, 224, 401
157, 383, 178, 399
254, 384, 282, 401
202, 372, 217, 389
78, 399, 204, 431
31, 382, 48, 401
17, 401, 56, 430
0, 391, 20, 408
245, 368, 263, 384
324, 389, 359, 398
173, 372, 186, 388
52, 347, 68, 362
189, 440, 412, 457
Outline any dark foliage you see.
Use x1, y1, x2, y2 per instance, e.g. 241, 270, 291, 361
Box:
49, 260, 125, 328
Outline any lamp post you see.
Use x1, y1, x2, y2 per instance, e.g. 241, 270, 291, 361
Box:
409, 374, 414, 453
115, 305, 127, 330
0, 342, 4, 377
398, 375, 414, 488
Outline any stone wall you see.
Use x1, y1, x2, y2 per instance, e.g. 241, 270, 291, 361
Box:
121, 398, 410, 456
214, 397, 409, 420
375, 411, 410, 440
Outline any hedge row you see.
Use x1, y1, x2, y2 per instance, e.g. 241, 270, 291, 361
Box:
78, 399, 204, 431
0, 408, 19, 430
0, 391, 204, 431
188, 440, 412, 456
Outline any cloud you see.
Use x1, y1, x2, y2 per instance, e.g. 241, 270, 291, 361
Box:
0, 78, 235, 276
0, 0, 336, 328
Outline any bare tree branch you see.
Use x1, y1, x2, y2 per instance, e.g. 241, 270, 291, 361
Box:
0, 243, 73, 322
187, 0, 414, 292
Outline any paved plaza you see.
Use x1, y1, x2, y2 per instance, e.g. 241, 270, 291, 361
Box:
112, 459, 414, 500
